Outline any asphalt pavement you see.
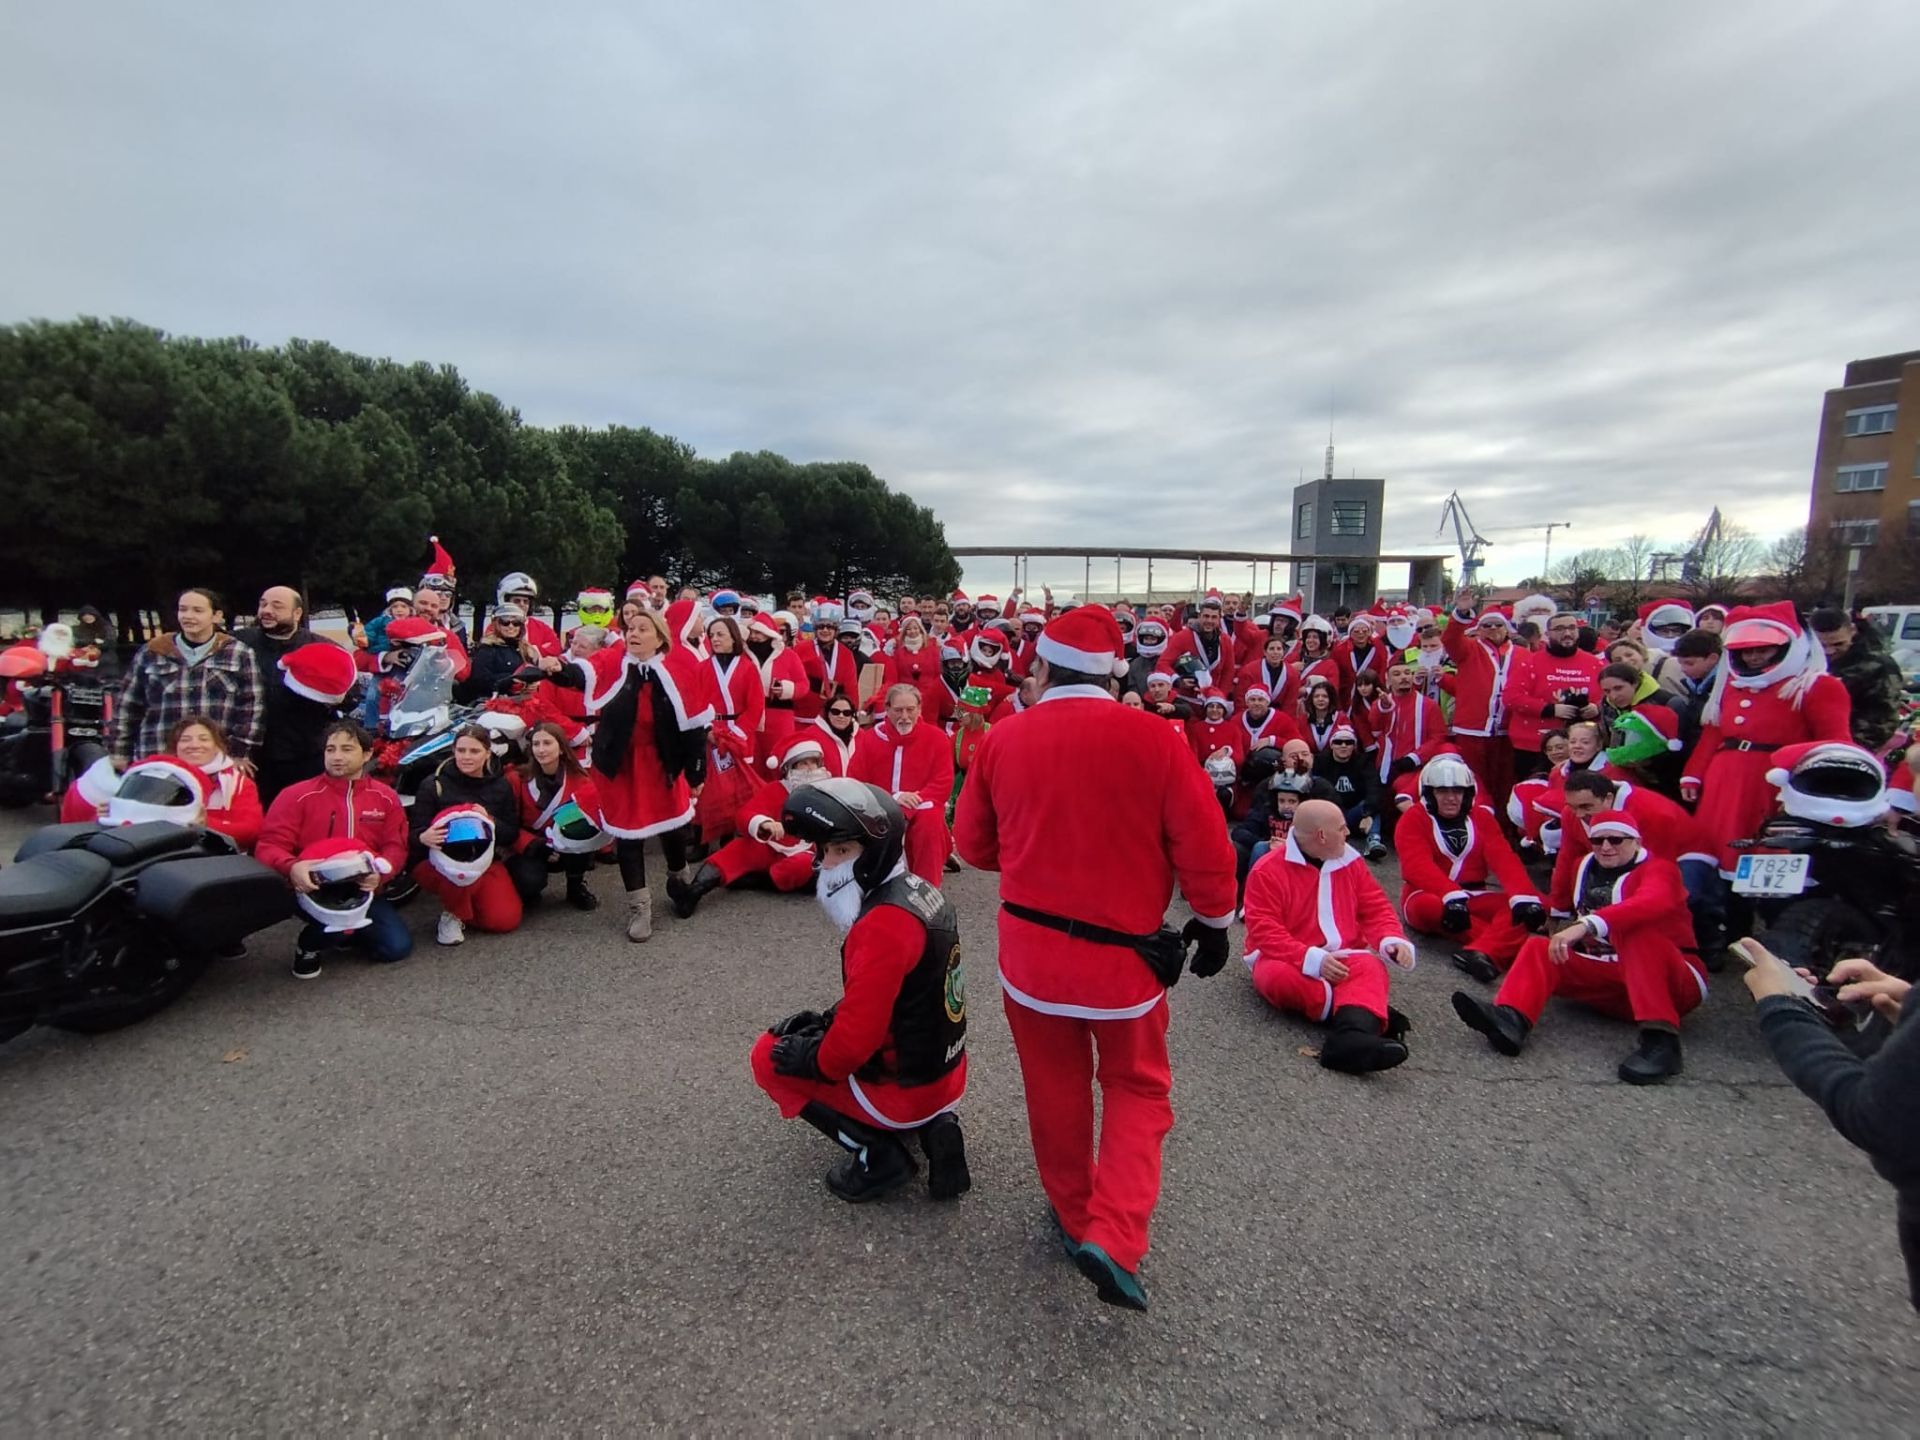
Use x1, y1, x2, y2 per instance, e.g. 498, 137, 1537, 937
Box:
1, 805, 1915, 1435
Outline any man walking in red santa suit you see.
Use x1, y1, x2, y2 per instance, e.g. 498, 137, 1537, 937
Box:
1451, 811, 1707, 1084
955, 607, 1236, 1312
1396, 755, 1546, 984
1441, 588, 1521, 820
1241, 798, 1417, 1074
852, 683, 956, 885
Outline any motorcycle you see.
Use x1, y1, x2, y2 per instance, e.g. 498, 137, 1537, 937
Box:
0, 632, 112, 809
0, 821, 289, 1044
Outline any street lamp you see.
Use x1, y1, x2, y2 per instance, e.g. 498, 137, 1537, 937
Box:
1842, 544, 1865, 613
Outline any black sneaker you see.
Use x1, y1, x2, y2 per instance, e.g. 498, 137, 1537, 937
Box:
292, 947, 322, 981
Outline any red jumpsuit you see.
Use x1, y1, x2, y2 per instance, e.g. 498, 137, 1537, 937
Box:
1395, 801, 1539, 967
1242, 835, 1410, 1024
1683, 675, 1852, 874
852, 719, 956, 885
1495, 853, 1707, 1030
954, 685, 1236, 1273
1441, 610, 1519, 819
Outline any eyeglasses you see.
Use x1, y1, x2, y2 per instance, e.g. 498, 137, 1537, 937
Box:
1590, 836, 1633, 848
826, 707, 856, 718
496, 620, 523, 630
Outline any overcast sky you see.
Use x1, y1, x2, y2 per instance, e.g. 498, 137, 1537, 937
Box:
4, 2, 1916, 593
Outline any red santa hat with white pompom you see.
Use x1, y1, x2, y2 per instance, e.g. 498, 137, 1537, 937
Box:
1034, 607, 1129, 679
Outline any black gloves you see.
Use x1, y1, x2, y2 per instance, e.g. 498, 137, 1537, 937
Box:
767, 1009, 825, 1038
1390, 755, 1421, 778
771, 1030, 824, 1079
1512, 900, 1547, 933
1182, 917, 1230, 979
1441, 897, 1472, 934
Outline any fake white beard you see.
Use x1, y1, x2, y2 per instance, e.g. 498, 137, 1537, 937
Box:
816, 857, 863, 933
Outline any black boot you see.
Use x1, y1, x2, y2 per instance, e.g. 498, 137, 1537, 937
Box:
565, 870, 599, 912
919, 1112, 972, 1201
798, 1104, 917, 1203
1451, 991, 1531, 1056
672, 861, 725, 919
1451, 949, 1499, 984
1618, 1027, 1683, 1085
1383, 1005, 1412, 1043
1317, 1005, 1409, 1074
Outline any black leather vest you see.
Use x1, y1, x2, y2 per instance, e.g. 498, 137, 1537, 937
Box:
849, 873, 966, 1088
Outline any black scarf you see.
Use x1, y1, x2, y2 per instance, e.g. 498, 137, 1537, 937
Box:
590, 663, 707, 786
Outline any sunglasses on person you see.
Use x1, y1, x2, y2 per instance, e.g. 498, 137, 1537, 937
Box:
1590, 835, 1634, 848
1330, 738, 1357, 746
826, 705, 856, 718
496, 619, 524, 630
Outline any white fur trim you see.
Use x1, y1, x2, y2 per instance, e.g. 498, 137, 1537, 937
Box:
998, 968, 1164, 1021
282, 671, 353, 705
1191, 908, 1234, 929
846, 1073, 961, 1131
1302, 946, 1330, 979
594, 801, 697, 840
1035, 684, 1113, 704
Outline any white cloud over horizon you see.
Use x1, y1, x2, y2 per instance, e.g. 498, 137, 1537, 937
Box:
3, 1, 1914, 595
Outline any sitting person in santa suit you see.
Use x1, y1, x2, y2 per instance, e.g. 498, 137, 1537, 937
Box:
672, 734, 832, 916
1395, 754, 1546, 984
1241, 798, 1417, 1075
1451, 810, 1708, 1085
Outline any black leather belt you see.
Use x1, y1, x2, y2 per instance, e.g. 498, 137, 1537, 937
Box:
1002, 901, 1154, 949
1719, 739, 1778, 753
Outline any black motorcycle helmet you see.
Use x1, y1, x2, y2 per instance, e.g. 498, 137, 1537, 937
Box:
782, 778, 906, 895
939, 650, 968, 691
1241, 745, 1284, 789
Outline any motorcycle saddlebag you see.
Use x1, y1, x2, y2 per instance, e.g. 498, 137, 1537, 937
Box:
136, 854, 290, 952
14, 822, 103, 863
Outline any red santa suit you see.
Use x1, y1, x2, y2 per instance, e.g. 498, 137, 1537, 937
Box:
1373, 691, 1448, 807
1331, 632, 1391, 705
1395, 801, 1540, 967
1298, 701, 1346, 758
1239, 700, 1300, 754
509, 765, 603, 854
1501, 643, 1604, 761
1236, 653, 1299, 713
523, 616, 562, 659
852, 717, 956, 885
561, 644, 714, 838
1548, 780, 1715, 919
708, 772, 819, 892
1242, 833, 1414, 1024
754, 633, 810, 772
1495, 829, 1707, 1032
954, 679, 1236, 1276
1682, 604, 1852, 874
878, 640, 957, 729
1441, 607, 1519, 816
1154, 623, 1237, 690
797, 635, 862, 722
1185, 699, 1245, 769
804, 716, 863, 777
1515, 756, 1613, 851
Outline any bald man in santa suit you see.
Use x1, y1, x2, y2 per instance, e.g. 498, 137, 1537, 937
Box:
955, 605, 1236, 1314
851, 682, 956, 885
1241, 799, 1416, 1073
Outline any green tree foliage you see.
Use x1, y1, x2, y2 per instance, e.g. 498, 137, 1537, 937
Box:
1, 318, 960, 618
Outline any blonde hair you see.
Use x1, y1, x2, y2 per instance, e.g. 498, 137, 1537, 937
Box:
625, 608, 672, 653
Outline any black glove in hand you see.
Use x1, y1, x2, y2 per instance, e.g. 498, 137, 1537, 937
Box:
1182, 917, 1230, 979
1441, 898, 1472, 934
1512, 900, 1547, 933
767, 1009, 825, 1038
770, 1030, 824, 1079
1390, 755, 1421, 778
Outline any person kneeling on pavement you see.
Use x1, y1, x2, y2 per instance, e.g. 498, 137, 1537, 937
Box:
507, 721, 605, 912
674, 734, 831, 916
1241, 798, 1417, 1073
1452, 810, 1707, 1084
255, 720, 413, 979
747, 778, 971, 1204
410, 724, 524, 946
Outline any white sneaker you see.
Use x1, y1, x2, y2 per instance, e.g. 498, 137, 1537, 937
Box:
436, 911, 466, 946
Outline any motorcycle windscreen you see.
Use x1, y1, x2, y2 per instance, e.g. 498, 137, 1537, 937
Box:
113, 771, 198, 810
388, 648, 456, 737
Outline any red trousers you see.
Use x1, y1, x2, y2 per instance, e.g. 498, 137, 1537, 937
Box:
1251, 949, 1388, 1023
1002, 995, 1171, 1272
712, 835, 815, 892
412, 862, 523, 932
903, 808, 951, 887
1451, 735, 1515, 830
1496, 935, 1707, 1030
747, 1031, 963, 1130
1402, 889, 1530, 967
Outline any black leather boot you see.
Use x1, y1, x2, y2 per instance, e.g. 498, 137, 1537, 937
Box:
919, 1112, 972, 1201
1618, 1027, 1683, 1085
1451, 949, 1499, 984
798, 1104, 917, 1203
1318, 1005, 1409, 1074
1383, 1005, 1412, 1043
1451, 991, 1531, 1056
671, 862, 725, 919
565, 870, 599, 911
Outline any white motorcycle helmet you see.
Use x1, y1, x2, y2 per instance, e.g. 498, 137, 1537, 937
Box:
545, 799, 608, 855
1418, 754, 1478, 819
475, 711, 528, 757
295, 841, 390, 932
497, 572, 539, 609
106, 757, 209, 828
428, 806, 496, 887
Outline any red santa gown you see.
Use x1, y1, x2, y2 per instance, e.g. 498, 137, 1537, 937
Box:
852, 718, 956, 885
698, 652, 767, 841
567, 645, 714, 839
1394, 801, 1540, 967
1683, 674, 1851, 873
755, 645, 810, 773
804, 716, 862, 777
1373, 691, 1448, 808
797, 637, 862, 722
1241, 834, 1410, 1024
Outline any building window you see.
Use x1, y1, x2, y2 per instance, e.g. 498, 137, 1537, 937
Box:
1330, 500, 1369, 536
1831, 518, 1880, 547
1844, 405, 1897, 436
1836, 463, 1888, 492
1295, 503, 1314, 540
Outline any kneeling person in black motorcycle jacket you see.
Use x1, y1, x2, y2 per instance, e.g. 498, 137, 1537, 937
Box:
747, 779, 972, 1204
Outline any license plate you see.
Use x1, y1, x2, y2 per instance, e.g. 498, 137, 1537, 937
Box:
1731, 853, 1810, 896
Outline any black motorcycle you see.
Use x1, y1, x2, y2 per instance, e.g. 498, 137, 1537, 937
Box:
0, 822, 289, 1044
0, 672, 112, 809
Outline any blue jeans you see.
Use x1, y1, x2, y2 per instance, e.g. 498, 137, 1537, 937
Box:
296, 896, 413, 962
1679, 858, 1725, 934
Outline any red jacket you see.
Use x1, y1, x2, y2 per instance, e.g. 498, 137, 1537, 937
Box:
509, 767, 603, 854
203, 767, 264, 853
1240, 707, 1300, 752
1185, 714, 1246, 769
878, 643, 955, 726
704, 652, 766, 760
852, 718, 956, 814
797, 638, 862, 721
1331, 635, 1391, 704
1501, 646, 1605, 753
1242, 835, 1409, 977
1235, 654, 1298, 713
1394, 801, 1539, 907
1567, 851, 1694, 956
256, 771, 409, 881
1154, 625, 1237, 689
1548, 780, 1715, 913
1441, 610, 1518, 738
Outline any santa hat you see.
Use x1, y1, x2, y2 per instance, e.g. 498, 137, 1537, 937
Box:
1035, 607, 1128, 678
422, 535, 455, 581
748, 613, 783, 643
1637, 599, 1696, 653
1346, 612, 1376, 635
1329, 723, 1359, 744
1585, 810, 1641, 842
1474, 605, 1511, 628
949, 590, 970, 604
1243, 684, 1272, 703
280, 642, 359, 705
385, 616, 447, 646
973, 594, 1000, 615
1696, 603, 1729, 621
577, 587, 615, 613
71, 754, 120, 811
300, 835, 393, 878
1702, 601, 1825, 725
664, 598, 701, 648
1017, 606, 1046, 627
0, 643, 45, 679
1199, 589, 1224, 611
1512, 593, 1558, 628
1764, 741, 1891, 828
776, 735, 827, 773
1201, 687, 1232, 714
625, 580, 651, 602
1269, 595, 1303, 623
107, 755, 211, 828
1384, 607, 1416, 650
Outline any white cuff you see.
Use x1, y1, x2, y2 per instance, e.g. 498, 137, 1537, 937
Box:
1550, 908, 1572, 919
1191, 909, 1234, 930
1443, 889, 1471, 905
1241, 947, 1261, 971
1509, 894, 1540, 909
1585, 913, 1609, 941
750, 818, 777, 842
1379, 937, 1416, 969
1302, 946, 1330, 978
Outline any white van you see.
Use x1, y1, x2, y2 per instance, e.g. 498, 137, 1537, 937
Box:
1862, 606, 1920, 687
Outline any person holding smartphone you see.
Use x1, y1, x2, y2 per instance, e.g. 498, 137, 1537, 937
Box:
1739, 941, 1920, 1313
